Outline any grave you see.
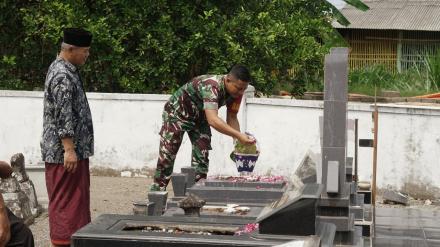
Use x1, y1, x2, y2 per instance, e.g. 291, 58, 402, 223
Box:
317, 48, 369, 246
72, 48, 372, 246
72, 179, 334, 247
0, 153, 41, 225
162, 172, 291, 224
10, 153, 41, 217
72, 214, 324, 247
72, 158, 338, 247
173, 175, 287, 205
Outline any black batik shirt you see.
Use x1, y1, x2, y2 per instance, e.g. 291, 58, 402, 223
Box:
41, 57, 94, 163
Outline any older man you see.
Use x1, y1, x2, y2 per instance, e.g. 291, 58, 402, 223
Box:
150, 65, 255, 191
40, 28, 93, 247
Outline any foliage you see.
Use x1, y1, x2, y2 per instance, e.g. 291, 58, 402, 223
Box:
0, 55, 28, 90
0, 0, 351, 95
348, 64, 440, 96
234, 142, 258, 155
349, 65, 394, 89
426, 50, 440, 90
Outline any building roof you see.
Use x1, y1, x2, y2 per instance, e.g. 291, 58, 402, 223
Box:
332, 0, 440, 31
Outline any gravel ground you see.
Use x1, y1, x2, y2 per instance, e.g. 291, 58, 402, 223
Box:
30, 176, 152, 247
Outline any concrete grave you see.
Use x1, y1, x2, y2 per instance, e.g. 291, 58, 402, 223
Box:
72, 214, 322, 247
0, 177, 34, 225
256, 183, 323, 236
171, 173, 187, 197
382, 189, 408, 205
181, 167, 196, 188
148, 191, 168, 216
73, 179, 332, 247
10, 153, 41, 217
293, 151, 318, 184
178, 193, 205, 217
318, 47, 369, 245
186, 176, 287, 204
133, 201, 155, 216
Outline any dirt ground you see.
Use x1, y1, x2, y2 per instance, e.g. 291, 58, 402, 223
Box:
30, 176, 153, 247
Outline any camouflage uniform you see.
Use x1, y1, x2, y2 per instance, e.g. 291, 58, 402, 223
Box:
151, 75, 242, 191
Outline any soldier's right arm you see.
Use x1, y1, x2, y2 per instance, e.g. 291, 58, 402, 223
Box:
201, 79, 254, 144
205, 109, 254, 145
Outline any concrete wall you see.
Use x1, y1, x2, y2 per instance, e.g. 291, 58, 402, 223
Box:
0, 90, 239, 175
244, 98, 440, 193
1, 90, 440, 193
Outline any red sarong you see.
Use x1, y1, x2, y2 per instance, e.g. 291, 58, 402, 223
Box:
45, 159, 91, 245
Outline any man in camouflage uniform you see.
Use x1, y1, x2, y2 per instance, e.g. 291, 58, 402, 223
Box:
150, 65, 255, 191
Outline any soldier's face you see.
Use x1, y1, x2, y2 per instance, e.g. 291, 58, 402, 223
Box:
225, 75, 248, 98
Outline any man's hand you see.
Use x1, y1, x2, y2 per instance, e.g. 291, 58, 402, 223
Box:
62, 138, 78, 173
237, 133, 255, 145
64, 149, 78, 173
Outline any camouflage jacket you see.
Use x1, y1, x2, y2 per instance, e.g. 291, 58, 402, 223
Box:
163, 75, 242, 131
41, 57, 94, 163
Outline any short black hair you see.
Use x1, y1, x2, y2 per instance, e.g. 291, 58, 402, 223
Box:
229, 64, 251, 83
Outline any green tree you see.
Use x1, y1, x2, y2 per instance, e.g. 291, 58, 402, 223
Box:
0, 0, 368, 95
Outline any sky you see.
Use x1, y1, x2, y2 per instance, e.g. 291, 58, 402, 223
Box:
327, 0, 346, 9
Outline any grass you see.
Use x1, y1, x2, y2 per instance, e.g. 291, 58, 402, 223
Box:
348, 51, 440, 97
350, 67, 439, 97
304, 50, 440, 97
305, 65, 439, 97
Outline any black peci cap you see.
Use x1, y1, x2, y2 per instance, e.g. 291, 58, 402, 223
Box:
63, 28, 92, 47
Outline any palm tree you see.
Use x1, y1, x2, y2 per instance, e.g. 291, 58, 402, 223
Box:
328, 0, 369, 26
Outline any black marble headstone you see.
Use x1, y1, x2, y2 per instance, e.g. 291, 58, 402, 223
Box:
256, 183, 323, 235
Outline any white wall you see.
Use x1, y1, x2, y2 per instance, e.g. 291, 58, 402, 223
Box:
0, 90, 238, 173
244, 98, 440, 191
0, 91, 43, 165
1, 90, 440, 191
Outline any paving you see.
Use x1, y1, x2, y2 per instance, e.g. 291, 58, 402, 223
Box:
373, 207, 440, 247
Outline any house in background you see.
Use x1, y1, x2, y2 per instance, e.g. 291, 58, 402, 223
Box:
333, 0, 440, 73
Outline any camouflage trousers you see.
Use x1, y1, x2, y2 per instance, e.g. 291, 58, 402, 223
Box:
150, 121, 212, 191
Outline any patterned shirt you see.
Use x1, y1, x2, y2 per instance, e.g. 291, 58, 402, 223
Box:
163, 75, 242, 131
41, 57, 94, 163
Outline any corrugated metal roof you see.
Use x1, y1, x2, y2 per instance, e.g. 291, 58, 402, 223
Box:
332, 0, 440, 31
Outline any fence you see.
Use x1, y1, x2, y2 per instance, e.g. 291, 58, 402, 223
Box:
339, 29, 440, 72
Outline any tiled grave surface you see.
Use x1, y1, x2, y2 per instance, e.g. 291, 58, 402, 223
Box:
373, 207, 440, 247
164, 176, 291, 223
187, 177, 287, 204
163, 205, 262, 221
204, 179, 286, 189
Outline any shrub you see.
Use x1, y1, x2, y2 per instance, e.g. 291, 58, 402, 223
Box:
0, 0, 342, 95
